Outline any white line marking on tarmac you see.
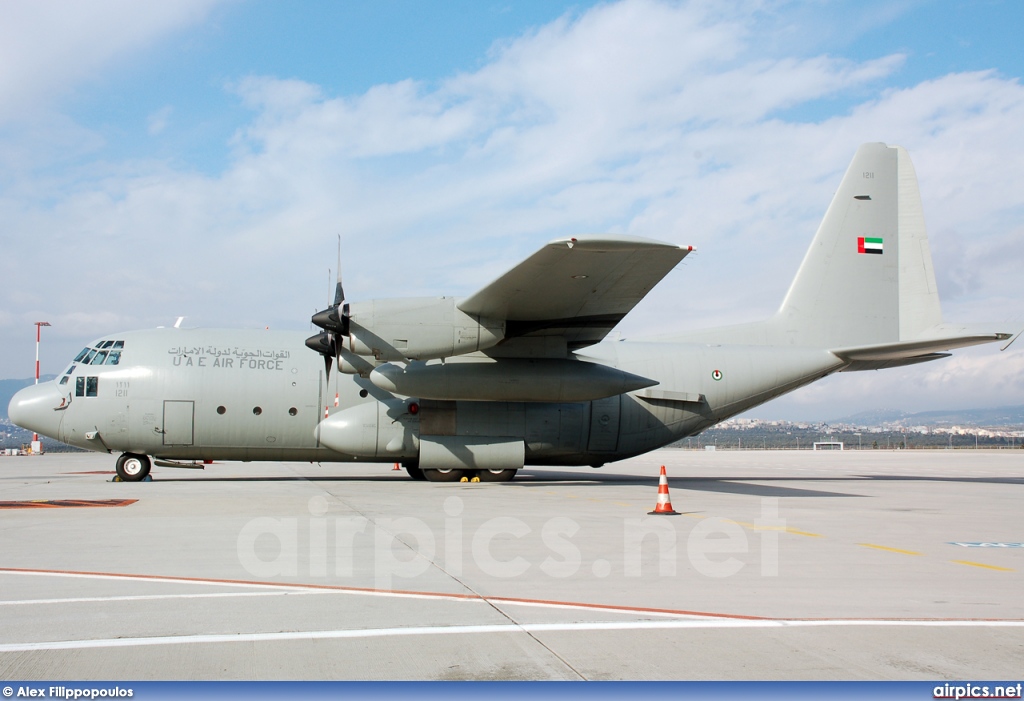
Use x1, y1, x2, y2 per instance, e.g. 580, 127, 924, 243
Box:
0, 569, 469, 602
0, 568, 727, 619
0, 591, 314, 607
0, 590, 697, 618
3, 619, 1024, 653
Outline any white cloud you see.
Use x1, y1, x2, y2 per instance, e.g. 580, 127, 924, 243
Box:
0, 0, 227, 123
760, 345, 1024, 420
147, 106, 173, 136
1, 0, 1022, 417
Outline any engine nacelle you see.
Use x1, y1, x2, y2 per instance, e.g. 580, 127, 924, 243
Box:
340, 297, 504, 366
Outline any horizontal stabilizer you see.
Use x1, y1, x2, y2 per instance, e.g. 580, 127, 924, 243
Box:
840, 353, 951, 372
833, 322, 1014, 369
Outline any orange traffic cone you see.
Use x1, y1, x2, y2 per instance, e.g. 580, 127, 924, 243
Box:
393, 462, 401, 471
648, 465, 679, 515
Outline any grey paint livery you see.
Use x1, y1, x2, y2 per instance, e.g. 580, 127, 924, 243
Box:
8, 144, 1016, 481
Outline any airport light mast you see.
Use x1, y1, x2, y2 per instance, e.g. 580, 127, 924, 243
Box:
33, 321, 50, 444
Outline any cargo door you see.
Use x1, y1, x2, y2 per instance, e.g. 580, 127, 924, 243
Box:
163, 400, 195, 446
587, 395, 620, 452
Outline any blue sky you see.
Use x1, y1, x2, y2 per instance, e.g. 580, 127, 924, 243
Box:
1, 0, 1022, 420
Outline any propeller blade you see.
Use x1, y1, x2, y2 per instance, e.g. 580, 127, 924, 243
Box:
333, 234, 345, 307
308, 236, 350, 378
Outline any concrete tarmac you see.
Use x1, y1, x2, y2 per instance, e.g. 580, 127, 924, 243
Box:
0, 449, 1022, 680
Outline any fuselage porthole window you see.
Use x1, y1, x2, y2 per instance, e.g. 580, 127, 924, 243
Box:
217, 406, 226, 415
253, 406, 262, 416
86, 377, 98, 397
288, 407, 297, 416
75, 377, 85, 397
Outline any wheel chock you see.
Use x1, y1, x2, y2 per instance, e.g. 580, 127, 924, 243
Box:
110, 475, 153, 483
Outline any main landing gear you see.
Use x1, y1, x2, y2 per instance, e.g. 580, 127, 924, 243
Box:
419, 467, 518, 483
115, 453, 152, 482
403, 460, 517, 483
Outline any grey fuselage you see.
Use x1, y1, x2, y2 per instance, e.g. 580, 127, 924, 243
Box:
25, 326, 842, 467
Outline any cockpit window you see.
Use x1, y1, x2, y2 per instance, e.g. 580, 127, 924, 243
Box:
76, 340, 125, 366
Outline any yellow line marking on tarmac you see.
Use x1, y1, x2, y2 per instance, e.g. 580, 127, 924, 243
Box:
732, 520, 823, 538
858, 543, 922, 556
952, 560, 1015, 572
679, 513, 821, 537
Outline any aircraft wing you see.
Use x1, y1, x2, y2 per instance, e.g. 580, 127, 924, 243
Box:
458, 235, 691, 351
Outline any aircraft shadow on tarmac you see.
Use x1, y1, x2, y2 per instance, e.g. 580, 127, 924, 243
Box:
131, 471, 879, 498
132, 469, 1024, 500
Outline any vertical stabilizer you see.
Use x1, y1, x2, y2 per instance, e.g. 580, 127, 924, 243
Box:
895, 146, 942, 339
775, 143, 942, 348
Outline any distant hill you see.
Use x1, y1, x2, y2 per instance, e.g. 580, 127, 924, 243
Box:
0, 377, 56, 419
832, 405, 1024, 428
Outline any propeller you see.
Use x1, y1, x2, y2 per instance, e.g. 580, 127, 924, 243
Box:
305, 235, 350, 383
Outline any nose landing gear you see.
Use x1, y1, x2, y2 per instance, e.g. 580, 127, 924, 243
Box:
115, 453, 152, 482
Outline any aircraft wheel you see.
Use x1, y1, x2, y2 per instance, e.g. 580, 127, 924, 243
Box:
116, 453, 151, 482
476, 468, 518, 483
423, 467, 465, 482
405, 465, 426, 480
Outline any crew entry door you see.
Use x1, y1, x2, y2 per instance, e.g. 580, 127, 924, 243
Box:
163, 400, 195, 446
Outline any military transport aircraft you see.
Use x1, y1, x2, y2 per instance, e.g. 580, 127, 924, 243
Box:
8, 143, 1019, 482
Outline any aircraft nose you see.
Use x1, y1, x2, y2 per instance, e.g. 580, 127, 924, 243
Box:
8, 382, 64, 439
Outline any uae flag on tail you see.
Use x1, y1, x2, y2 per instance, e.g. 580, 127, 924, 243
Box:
858, 236, 883, 254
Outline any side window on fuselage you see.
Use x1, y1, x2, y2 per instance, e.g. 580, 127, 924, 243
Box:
76, 377, 98, 397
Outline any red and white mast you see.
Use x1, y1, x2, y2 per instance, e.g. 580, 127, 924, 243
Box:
32, 321, 51, 443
